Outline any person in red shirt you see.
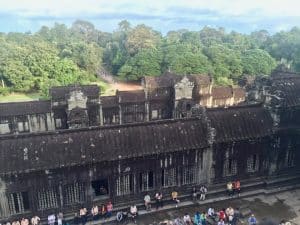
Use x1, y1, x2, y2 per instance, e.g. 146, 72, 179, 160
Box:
219, 209, 226, 221
235, 180, 241, 197
106, 201, 113, 218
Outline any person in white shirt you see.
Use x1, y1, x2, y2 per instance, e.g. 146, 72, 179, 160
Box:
47, 214, 55, 225
208, 207, 215, 218
144, 193, 151, 211
31, 216, 40, 225
130, 205, 138, 224
183, 213, 192, 225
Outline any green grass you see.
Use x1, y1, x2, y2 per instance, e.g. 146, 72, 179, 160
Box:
0, 79, 113, 103
0, 92, 46, 103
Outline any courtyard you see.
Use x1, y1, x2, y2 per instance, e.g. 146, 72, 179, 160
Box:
105, 188, 300, 225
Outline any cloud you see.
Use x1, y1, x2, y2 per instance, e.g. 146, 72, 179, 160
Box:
0, 0, 300, 33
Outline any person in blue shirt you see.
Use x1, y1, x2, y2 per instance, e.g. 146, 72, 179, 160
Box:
248, 214, 257, 225
194, 211, 201, 225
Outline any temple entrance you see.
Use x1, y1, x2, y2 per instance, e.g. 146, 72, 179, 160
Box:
91, 179, 109, 199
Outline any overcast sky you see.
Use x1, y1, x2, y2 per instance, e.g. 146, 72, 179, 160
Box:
0, 0, 300, 34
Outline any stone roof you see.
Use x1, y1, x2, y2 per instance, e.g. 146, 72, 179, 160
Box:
0, 118, 209, 174
270, 73, 300, 107
143, 73, 211, 90
50, 85, 100, 100
212, 86, 233, 99
143, 72, 181, 89
207, 104, 273, 143
233, 87, 245, 99
117, 90, 146, 103
189, 74, 212, 86
0, 100, 51, 117
100, 96, 118, 108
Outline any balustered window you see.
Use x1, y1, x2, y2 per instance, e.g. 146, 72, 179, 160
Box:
37, 188, 58, 210
116, 174, 134, 196
7, 192, 30, 215
286, 148, 295, 167
161, 168, 177, 187
247, 154, 259, 173
139, 171, 154, 191
63, 183, 85, 205
182, 165, 197, 185
223, 158, 237, 177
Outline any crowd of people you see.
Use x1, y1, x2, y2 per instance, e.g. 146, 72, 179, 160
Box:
159, 205, 243, 225
0, 181, 293, 225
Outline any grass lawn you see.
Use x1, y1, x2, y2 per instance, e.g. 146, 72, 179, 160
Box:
0, 79, 113, 103
0, 92, 46, 103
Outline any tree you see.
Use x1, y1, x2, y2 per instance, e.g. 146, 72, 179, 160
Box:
163, 43, 212, 74
241, 49, 277, 75
126, 24, 162, 55
203, 45, 243, 84
118, 48, 162, 80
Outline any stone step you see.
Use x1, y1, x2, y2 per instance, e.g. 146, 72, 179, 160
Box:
39, 174, 300, 225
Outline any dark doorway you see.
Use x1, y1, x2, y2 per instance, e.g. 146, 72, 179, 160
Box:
91, 179, 109, 196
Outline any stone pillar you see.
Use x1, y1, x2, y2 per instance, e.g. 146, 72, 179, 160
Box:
58, 182, 64, 209
0, 178, 9, 218
99, 104, 103, 126
145, 101, 150, 122
119, 105, 122, 125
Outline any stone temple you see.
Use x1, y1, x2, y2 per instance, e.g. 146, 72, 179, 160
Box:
0, 70, 299, 222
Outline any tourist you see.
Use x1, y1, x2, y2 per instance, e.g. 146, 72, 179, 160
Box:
100, 204, 107, 217
31, 216, 40, 225
144, 193, 151, 211
130, 205, 138, 224
106, 201, 113, 218
226, 207, 234, 218
208, 207, 216, 219
48, 213, 56, 225
199, 185, 207, 201
6, 222, 11, 225
12, 221, 19, 225
227, 181, 233, 197
171, 190, 180, 207
194, 211, 201, 225
79, 207, 87, 225
57, 212, 63, 225
183, 213, 192, 225
155, 192, 163, 209
235, 180, 241, 197
91, 205, 99, 220
192, 187, 197, 201
200, 212, 207, 225
21, 218, 29, 225
248, 214, 257, 225
219, 209, 226, 221
174, 217, 184, 225
218, 219, 225, 225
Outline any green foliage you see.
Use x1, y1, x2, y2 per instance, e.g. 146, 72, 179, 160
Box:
4, 20, 300, 95
241, 49, 276, 75
118, 48, 162, 80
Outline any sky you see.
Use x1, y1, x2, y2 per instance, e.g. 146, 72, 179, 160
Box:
0, 0, 300, 34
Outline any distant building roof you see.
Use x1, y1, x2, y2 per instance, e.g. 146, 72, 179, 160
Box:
212, 86, 233, 99
207, 104, 273, 143
100, 96, 118, 108
50, 85, 100, 100
117, 90, 146, 103
0, 117, 209, 174
0, 100, 51, 117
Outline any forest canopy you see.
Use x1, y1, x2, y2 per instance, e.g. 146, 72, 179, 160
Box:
1, 20, 300, 95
